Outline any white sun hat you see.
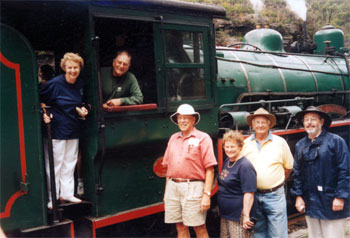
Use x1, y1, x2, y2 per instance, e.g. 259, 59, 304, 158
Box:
170, 104, 200, 125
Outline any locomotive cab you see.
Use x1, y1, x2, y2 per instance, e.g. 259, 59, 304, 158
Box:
83, 5, 225, 236
2, 0, 348, 237
1, 0, 226, 236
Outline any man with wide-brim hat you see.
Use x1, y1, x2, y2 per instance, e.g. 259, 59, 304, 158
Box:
241, 107, 294, 238
291, 106, 350, 238
246, 107, 277, 129
162, 104, 217, 238
294, 105, 332, 129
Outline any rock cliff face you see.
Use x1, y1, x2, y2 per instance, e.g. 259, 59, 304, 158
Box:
185, 0, 350, 50
214, 19, 303, 49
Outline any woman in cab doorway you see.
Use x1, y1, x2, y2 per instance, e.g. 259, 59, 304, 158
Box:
40, 52, 89, 209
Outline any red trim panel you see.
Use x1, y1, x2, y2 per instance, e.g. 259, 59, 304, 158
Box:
217, 139, 223, 174
104, 103, 158, 112
273, 120, 350, 136
0, 52, 27, 219
213, 139, 223, 195
92, 220, 96, 238
0, 191, 26, 218
94, 203, 164, 229
318, 104, 347, 116
70, 222, 75, 238
273, 128, 306, 136
329, 121, 350, 127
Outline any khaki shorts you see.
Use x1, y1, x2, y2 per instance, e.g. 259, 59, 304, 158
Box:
164, 179, 206, 227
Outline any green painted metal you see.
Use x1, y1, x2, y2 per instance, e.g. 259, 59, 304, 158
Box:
87, 104, 218, 217
93, 110, 218, 217
222, 111, 250, 129
314, 25, 345, 54
243, 28, 285, 52
216, 47, 349, 108
1, 0, 349, 235
83, 3, 220, 218
61, 1, 219, 219
0, 24, 46, 232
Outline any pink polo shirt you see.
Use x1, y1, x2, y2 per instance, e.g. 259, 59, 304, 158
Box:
162, 128, 217, 180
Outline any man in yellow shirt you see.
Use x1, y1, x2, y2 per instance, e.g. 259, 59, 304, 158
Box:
241, 108, 293, 238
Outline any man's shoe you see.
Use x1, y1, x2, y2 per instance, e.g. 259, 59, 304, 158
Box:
62, 196, 82, 203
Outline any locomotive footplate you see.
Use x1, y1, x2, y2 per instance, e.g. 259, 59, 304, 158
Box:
56, 200, 93, 220
20, 219, 74, 238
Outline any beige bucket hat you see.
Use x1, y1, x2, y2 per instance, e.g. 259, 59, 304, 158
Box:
246, 108, 276, 128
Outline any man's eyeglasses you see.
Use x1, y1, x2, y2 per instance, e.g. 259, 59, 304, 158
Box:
302, 117, 320, 123
116, 61, 130, 67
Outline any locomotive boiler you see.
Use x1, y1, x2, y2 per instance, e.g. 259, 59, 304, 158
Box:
216, 25, 349, 129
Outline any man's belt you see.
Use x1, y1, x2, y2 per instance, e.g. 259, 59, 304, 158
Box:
257, 183, 284, 194
170, 178, 204, 183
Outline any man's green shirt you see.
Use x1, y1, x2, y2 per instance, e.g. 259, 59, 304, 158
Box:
101, 67, 143, 105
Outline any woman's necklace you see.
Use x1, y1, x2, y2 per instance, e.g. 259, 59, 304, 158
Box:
227, 159, 238, 168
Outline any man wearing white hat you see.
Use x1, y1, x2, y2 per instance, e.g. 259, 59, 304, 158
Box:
241, 108, 294, 238
162, 104, 217, 238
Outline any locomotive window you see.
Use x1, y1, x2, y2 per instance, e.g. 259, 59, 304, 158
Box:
164, 30, 204, 64
162, 28, 209, 103
95, 18, 157, 105
167, 68, 206, 101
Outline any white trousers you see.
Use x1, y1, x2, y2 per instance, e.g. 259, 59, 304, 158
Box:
45, 139, 79, 201
305, 216, 347, 238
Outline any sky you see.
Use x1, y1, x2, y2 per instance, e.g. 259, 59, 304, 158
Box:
249, 0, 307, 21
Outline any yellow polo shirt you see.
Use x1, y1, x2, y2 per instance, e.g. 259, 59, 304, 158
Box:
241, 133, 294, 189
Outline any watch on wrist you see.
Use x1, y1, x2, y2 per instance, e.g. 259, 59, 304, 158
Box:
204, 191, 211, 196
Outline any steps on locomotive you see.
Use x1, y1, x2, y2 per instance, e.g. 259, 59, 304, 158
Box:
20, 219, 74, 237
48, 200, 92, 221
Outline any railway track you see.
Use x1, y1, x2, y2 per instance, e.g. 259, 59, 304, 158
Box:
288, 213, 307, 237
288, 213, 305, 226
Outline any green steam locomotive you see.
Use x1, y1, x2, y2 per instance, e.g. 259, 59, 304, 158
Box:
1, 0, 349, 237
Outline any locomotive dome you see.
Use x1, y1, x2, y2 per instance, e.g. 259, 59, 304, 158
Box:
314, 24, 345, 54
243, 28, 285, 52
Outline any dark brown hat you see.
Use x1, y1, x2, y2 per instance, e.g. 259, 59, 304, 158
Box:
294, 106, 332, 128
246, 108, 276, 128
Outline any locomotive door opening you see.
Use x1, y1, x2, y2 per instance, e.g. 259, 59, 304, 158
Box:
90, 15, 167, 217
94, 17, 157, 105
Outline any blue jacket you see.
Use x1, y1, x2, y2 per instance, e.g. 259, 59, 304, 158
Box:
40, 74, 84, 139
291, 129, 350, 220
